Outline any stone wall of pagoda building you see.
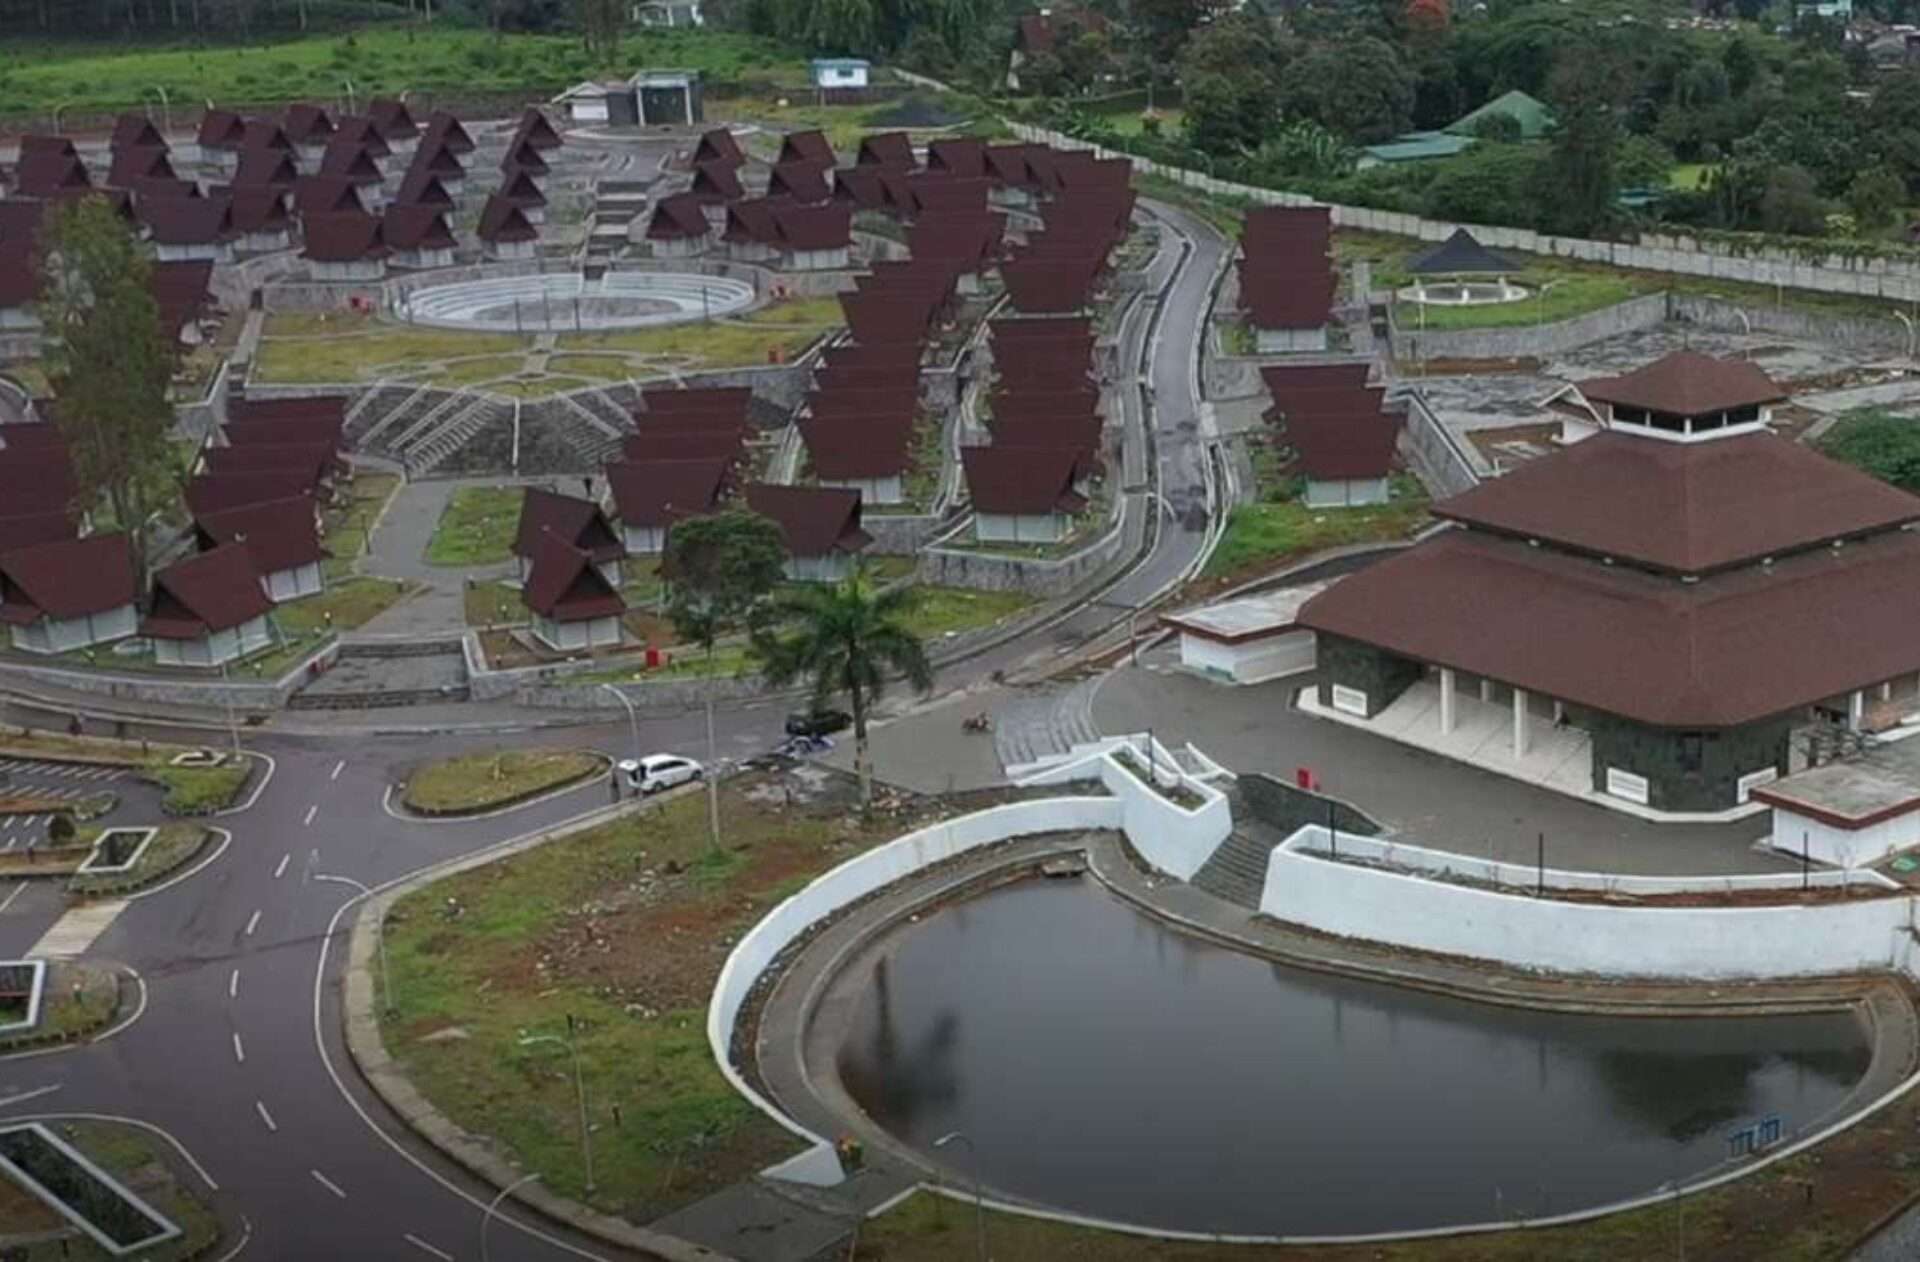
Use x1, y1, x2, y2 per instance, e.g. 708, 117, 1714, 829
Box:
1312, 633, 1424, 721
1576, 708, 1794, 815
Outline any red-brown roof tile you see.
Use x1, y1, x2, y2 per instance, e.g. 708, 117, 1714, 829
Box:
693, 128, 744, 167
302, 211, 386, 264
0, 534, 135, 623
514, 487, 624, 564
143, 543, 272, 638
646, 192, 709, 241
477, 194, 538, 244
605, 457, 732, 528
777, 130, 835, 167
961, 445, 1087, 516
857, 132, 915, 169
194, 495, 327, 574
743, 483, 870, 558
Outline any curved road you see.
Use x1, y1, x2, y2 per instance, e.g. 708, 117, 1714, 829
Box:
0, 194, 1230, 1260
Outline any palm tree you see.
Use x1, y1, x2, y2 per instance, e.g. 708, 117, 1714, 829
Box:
758, 568, 933, 807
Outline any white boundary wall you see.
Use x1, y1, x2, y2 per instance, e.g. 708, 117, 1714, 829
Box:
1263, 825, 1920, 980
1017, 736, 1232, 880
707, 796, 1122, 1186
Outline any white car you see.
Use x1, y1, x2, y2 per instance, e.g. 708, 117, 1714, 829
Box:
620, 753, 703, 795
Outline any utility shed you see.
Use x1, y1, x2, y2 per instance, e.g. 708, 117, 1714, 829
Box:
1161, 582, 1332, 686
1751, 736, 1920, 867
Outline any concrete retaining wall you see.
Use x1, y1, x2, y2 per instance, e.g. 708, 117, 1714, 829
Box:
1390, 292, 1669, 362
1669, 293, 1911, 356
0, 638, 337, 710
863, 512, 949, 554
1019, 739, 1231, 880
917, 494, 1128, 596
1261, 824, 1919, 980
1397, 389, 1481, 495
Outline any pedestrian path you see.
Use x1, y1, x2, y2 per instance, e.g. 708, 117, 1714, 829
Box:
990, 677, 1103, 771
27, 900, 128, 959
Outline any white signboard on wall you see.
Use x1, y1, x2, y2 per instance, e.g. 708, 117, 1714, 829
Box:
1606, 767, 1651, 805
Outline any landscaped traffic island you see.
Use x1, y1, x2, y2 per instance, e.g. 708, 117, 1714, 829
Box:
399, 749, 605, 816
0, 1120, 221, 1259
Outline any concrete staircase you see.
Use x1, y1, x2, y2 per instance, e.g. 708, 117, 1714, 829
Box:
406, 396, 515, 476
355, 383, 441, 450
551, 392, 629, 468
1189, 821, 1276, 911
993, 677, 1102, 772
380, 389, 476, 457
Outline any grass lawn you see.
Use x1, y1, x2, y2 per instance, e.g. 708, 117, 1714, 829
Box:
402, 750, 603, 815
274, 577, 412, 636
253, 323, 527, 385
17, 963, 119, 1044
142, 763, 250, 816
1204, 497, 1429, 580
1094, 107, 1185, 137
0, 729, 197, 766
426, 486, 522, 566
899, 587, 1034, 641
570, 641, 761, 684
421, 355, 529, 390
1670, 162, 1712, 190
737, 296, 845, 327
324, 471, 402, 579
0, 28, 804, 116
543, 354, 639, 382
0, 1120, 223, 1261
1394, 271, 1638, 331
555, 294, 840, 368
380, 769, 967, 1219
68, 825, 211, 896
465, 580, 525, 629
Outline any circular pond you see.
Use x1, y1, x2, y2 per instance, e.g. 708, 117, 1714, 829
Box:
832, 878, 1873, 1237
395, 271, 756, 332
1396, 279, 1530, 306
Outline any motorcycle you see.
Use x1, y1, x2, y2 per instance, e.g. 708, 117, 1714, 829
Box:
962, 713, 992, 734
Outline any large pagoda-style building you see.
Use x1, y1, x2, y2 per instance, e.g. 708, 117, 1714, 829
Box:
1299, 352, 1920, 814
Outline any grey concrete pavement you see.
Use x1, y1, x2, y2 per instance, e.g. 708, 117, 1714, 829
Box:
1093, 649, 1784, 875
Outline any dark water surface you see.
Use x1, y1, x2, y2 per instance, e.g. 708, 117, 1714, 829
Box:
835, 879, 1872, 1235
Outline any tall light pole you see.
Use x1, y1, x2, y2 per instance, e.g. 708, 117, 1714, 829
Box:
598, 683, 640, 772
313, 873, 392, 1015
148, 85, 172, 137
341, 78, 357, 117
480, 1172, 540, 1262
520, 1021, 594, 1194
705, 689, 720, 853
218, 660, 241, 757
934, 1131, 988, 1262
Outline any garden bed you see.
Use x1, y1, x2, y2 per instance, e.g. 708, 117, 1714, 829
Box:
426, 486, 523, 566
399, 750, 607, 817
0, 1123, 178, 1254
141, 762, 251, 817
1110, 747, 1207, 809
67, 826, 212, 898
0, 962, 119, 1054
0, 1119, 225, 1260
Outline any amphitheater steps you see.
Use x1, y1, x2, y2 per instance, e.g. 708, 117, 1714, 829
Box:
383, 390, 477, 457
409, 396, 514, 476
355, 384, 439, 449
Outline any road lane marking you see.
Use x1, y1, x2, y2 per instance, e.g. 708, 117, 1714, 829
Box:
255, 1100, 276, 1132
228, 969, 239, 1000
0, 881, 24, 913
331, 759, 345, 780
311, 1169, 347, 1199
27, 900, 129, 959
273, 853, 290, 879
303, 804, 317, 826
0, 1084, 62, 1111
244, 909, 261, 937
232, 1032, 245, 1064
403, 1235, 452, 1261
18, 816, 34, 828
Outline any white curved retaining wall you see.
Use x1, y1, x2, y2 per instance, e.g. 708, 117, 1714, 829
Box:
708, 796, 1122, 1185
1263, 826, 1919, 981
1016, 736, 1232, 881
1294, 831, 1900, 896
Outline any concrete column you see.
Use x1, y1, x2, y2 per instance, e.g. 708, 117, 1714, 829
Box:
1552, 700, 1565, 724
1850, 689, 1866, 731
1882, 681, 1894, 702
1479, 678, 1492, 703
1439, 668, 1455, 736
1513, 687, 1530, 757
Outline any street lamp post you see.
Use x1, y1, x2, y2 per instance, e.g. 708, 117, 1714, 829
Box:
520, 1022, 595, 1194
218, 661, 241, 757
598, 683, 641, 773
313, 873, 392, 1015
480, 1172, 540, 1262
933, 1131, 988, 1262
149, 85, 172, 136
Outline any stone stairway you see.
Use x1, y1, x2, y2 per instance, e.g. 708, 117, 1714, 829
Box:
355, 383, 441, 450
381, 389, 474, 457
345, 383, 424, 444
552, 392, 628, 467
407, 396, 514, 475
1189, 820, 1278, 911
993, 677, 1102, 772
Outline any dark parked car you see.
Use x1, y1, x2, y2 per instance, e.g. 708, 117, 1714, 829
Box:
785, 708, 851, 738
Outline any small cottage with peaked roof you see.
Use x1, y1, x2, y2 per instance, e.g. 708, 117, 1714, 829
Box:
144, 545, 276, 667
646, 192, 710, 258
421, 112, 475, 156
500, 135, 550, 180
233, 147, 300, 191
394, 168, 454, 210
498, 169, 548, 223
0, 534, 138, 654
193, 496, 328, 603
743, 483, 871, 582
856, 132, 915, 170
139, 194, 236, 263
515, 108, 564, 151
227, 186, 294, 253
778, 130, 835, 168
604, 457, 732, 554
293, 175, 366, 219
302, 211, 388, 281
382, 204, 457, 269
692, 128, 744, 168
107, 146, 178, 189
282, 103, 336, 160
368, 98, 420, 155
514, 487, 624, 586
319, 142, 387, 209
961, 445, 1086, 544
477, 195, 539, 261
523, 532, 625, 652
196, 110, 248, 170
407, 140, 466, 195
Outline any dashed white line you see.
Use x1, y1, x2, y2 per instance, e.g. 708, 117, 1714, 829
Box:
0, 882, 24, 913
303, 804, 317, 826
331, 759, 346, 781
273, 853, 290, 879
228, 969, 239, 1000
311, 1169, 347, 1199
403, 1234, 452, 1260
231, 1032, 245, 1064
244, 909, 261, 937
255, 1100, 277, 1132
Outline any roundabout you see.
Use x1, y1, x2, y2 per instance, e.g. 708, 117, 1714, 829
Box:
393, 270, 758, 332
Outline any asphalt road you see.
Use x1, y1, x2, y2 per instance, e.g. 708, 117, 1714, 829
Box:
0, 195, 1229, 1260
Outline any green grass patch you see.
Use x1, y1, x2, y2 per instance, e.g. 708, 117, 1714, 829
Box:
543, 354, 640, 382
1669, 162, 1711, 190
378, 770, 963, 1218
274, 577, 412, 636
68, 824, 212, 897
422, 355, 529, 390
260, 310, 376, 339
426, 486, 522, 567
254, 324, 527, 384
402, 750, 604, 816
899, 587, 1034, 640
1393, 271, 1637, 331
141, 762, 250, 816
555, 298, 838, 369
0, 28, 806, 117
737, 295, 845, 327
465, 580, 524, 628
324, 471, 402, 579
1205, 496, 1429, 579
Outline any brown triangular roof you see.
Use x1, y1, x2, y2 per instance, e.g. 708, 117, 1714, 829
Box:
194, 495, 327, 574
693, 128, 744, 167
499, 169, 546, 208
241, 119, 295, 153
514, 108, 563, 151
421, 112, 475, 155
408, 140, 466, 180
108, 146, 178, 188
1578, 352, 1785, 418
605, 458, 732, 529
691, 160, 744, 204
301, 211, 387, 264
514, 487, 623, 563
382, 204, 456, 252
523, 532, 625, 622
282, 103, 336, 146
138, 194, 234, 246
743, 483, 870, 558
368, 98, 419, 142
767, 161, 830, 205
961, 445, 1086, 516
856, 132, 915, 169
233, 148, 300, 190
319, 142, 384, 186
143, 544, 272, 639
185, 472, 314, 517
226, 186, 291, 234
196, 110, 247, 151
778, 130, 835, 167
0, 534, 135, 623
110, 114, 168, 152
395, 168, 454, 208
646, 192, 709, 240
330, 115, 391, 160
293, 176, 366, 218
500, 136, 550, 178
477, 194, 538, 244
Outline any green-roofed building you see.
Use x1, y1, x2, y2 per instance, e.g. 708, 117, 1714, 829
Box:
1443, 89, 1556, 141
1357, 131, 1476, 167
